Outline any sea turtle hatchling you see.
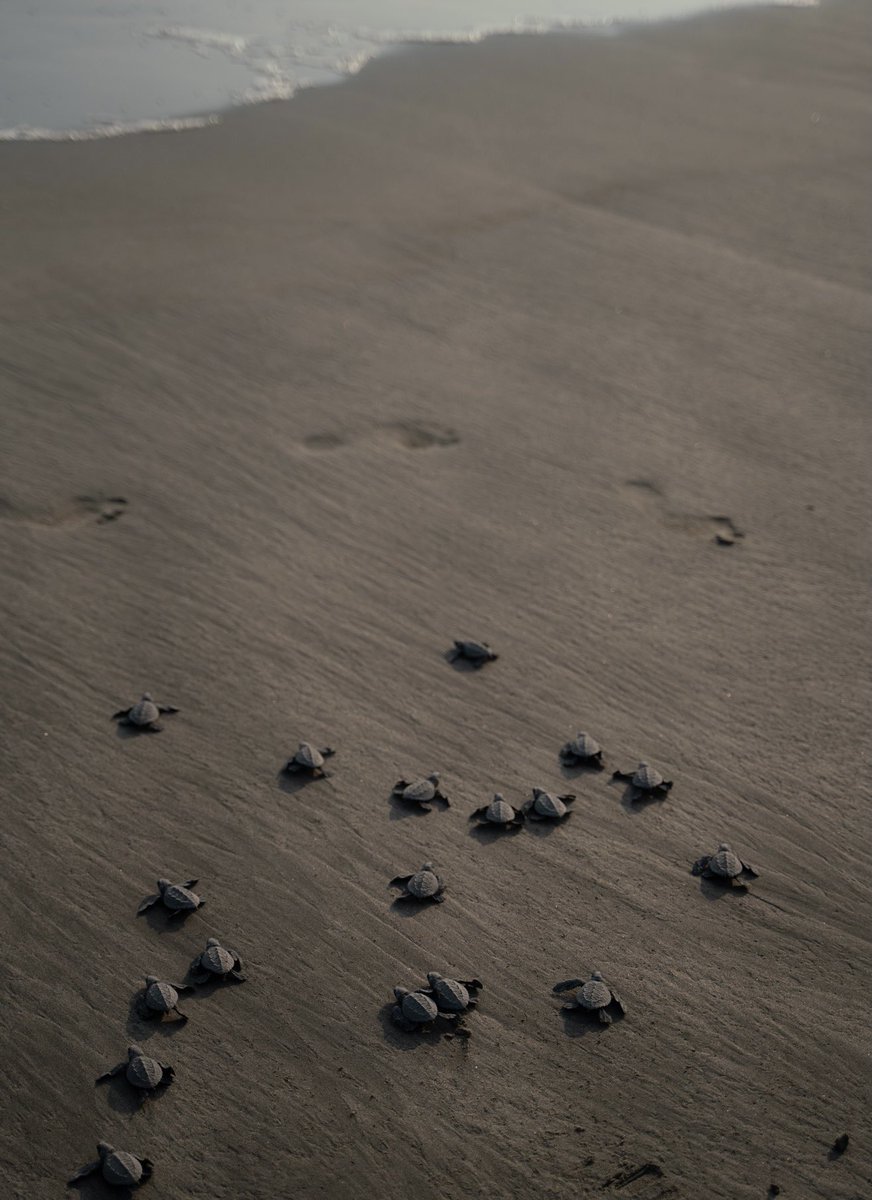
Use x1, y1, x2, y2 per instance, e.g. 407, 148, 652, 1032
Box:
612, 761, 673, 799
391, 772, 449, 808
447, 639, 498, 668
389, 862, 446, 904
522, 787, 576, 821
469, 793, 525, 830
112, 692, 178, 732
423, 972, 483, 1013
137, 878, 203, 918
559, 731, 605, 769
140, 975, 192, 1022
96, 1045, 174, 1097
69, 1143, 153, 1189
284, 742, 335, 777
553, 971, 626, 1024
391, 986, 466, 1036
692, 843, 758, 887
189, 937, 245, 984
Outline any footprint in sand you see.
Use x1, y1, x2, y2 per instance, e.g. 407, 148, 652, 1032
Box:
0, 493, 128, 528
301, 420, 460, 453
623, 479, 744, 546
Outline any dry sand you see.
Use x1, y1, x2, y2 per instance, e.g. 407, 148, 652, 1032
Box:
1, 1, 870, 1197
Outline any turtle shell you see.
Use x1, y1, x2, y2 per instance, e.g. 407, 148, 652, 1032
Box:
401, 991, 438, 1023
532, 791, 567, 818
578, 977, 612, 1010
486, 798, 516, 823
458, 640, 491, 659
569, 733, 600, 758
403, 777, 437, 803
128, 697, 160, 726
102, 1150, 144, 1186
633, 763, 664, 789
708, 845, 743, 878
162, 883, 199, 910
407, 868, 440, 898
295, 743, 324, 769
430, 977, 470, 1011
126, 1053, 164, 1090
201, 943, 236, 974
144, 980, 178, 1012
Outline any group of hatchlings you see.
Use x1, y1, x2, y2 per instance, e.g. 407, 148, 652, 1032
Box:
69, 655, 758, 1189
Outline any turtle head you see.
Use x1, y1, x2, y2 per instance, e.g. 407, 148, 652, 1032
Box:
145, 974, 159, 985
421, 862, 434, 872
637, 761, 649, 768
426, 972, 443, 986
428, 772, 441, 783
532, 787, 545, 798
591, 970, 604, 981
141, 692, 153, 701
393, 986, 409, 1001
493, 792, 505, 801
718, 842, 731, 851
97, 1142, 114, 1158
127, 1044, 142, 1058
157, 878, 171, 891
206, 937, 221, 948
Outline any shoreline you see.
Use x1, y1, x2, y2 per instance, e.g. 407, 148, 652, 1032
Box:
1, 1, 870, 1197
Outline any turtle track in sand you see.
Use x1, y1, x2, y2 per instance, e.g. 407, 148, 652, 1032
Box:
622, 478, 744, 545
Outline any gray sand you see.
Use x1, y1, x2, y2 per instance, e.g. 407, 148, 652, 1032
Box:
1, 1, 870, 1197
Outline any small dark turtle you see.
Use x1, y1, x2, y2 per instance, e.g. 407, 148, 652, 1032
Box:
137, 878, 203, 918
423, 972, 482, 1013
96, 1045, 174, 1097
141, 975, 192, 1022
469, 793, 525, 829
389, 862, 445, 904
189, 937, 245, 984
830, 1134, 849, 1158
522, 787, 576, 821
284, 741, 335, 777
612, 761, 673, 799
447, 639, 498, 668
112, 692, 178, 732
391, 987, 440, 1033
692, 843, 758, 887
391, 772, 449, 808
69, 1142, 153, 1189
553, 971, 626, 1024
559, 731, 604, 769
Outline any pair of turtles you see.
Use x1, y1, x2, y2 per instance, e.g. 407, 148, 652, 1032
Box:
553, 971, 626, 1025
137, 937, 244, 1024
392, 973, 483, 1037
96, 1046, 173, 1100
113, 693, 178, 732
284, 742, 335, 778
471, 789, 576, 829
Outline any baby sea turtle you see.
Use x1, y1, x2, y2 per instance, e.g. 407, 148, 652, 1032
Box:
189, 937, 245, 984
553, 971, 626, 1024
112, 692, 178, 732
447, 639, 498, 667
96, 1045, 174, 1097
284, 742, 335, 777
389, 862, 446, 904
141, 975, 192, 1022
612, 761, 673, 799
692, 843, 758, 887
391, 772, 449, 808
423, 972, 482, 1012
137, 878, 203, 918
469, 793, 525, 830
69, 1143, 153, 1189
559, 731, 604, 769
522, 787, 576, 821
391, 987, 466, 1036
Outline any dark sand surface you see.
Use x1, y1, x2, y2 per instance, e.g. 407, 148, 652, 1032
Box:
1, 2, 870, 1197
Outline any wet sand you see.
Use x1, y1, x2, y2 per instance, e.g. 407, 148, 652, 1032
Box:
1, 2, 870, 1197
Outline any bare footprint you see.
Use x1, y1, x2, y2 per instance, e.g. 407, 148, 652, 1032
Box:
623, 480, 744, 545
0, 494, 127, 528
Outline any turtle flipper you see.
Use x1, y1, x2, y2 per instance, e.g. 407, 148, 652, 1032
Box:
139, 1158, 154, 1181
558, 794, 576, 804
189, 971, 210, 985
68, 1159, 101, 1184
320, 747, 335, 758
145, 723, 163, 732
729, 876, 750, 889
435, 790, 450, 806
459, 979, 483, 991
181, 879, 199, 889
172, 982, 193, 992
431, 893, 446, 904
392, 779, 410, 794
610, 991, 626, 1014
160, 1065, 175, 1084
172, 1007, 189, 1022
742, 861, 758, 878
691, 857, 710, 876
230, 970, 246, 983
158, 705, 179, 714
137, 894, 161, 915
553, 979, 585, 994
469, 806, 488, 821
597, 1008, 613, 1024
229, 951, 243, 972
96, 1062, 125, 1083
389, 875, 412, 889
112, 709, 131, 721
612, 769, 633, 782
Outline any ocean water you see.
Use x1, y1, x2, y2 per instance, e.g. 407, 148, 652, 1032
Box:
0, 0, 811, 140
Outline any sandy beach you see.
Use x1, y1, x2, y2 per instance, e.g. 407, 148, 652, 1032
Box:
1, 1, 870, 1197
